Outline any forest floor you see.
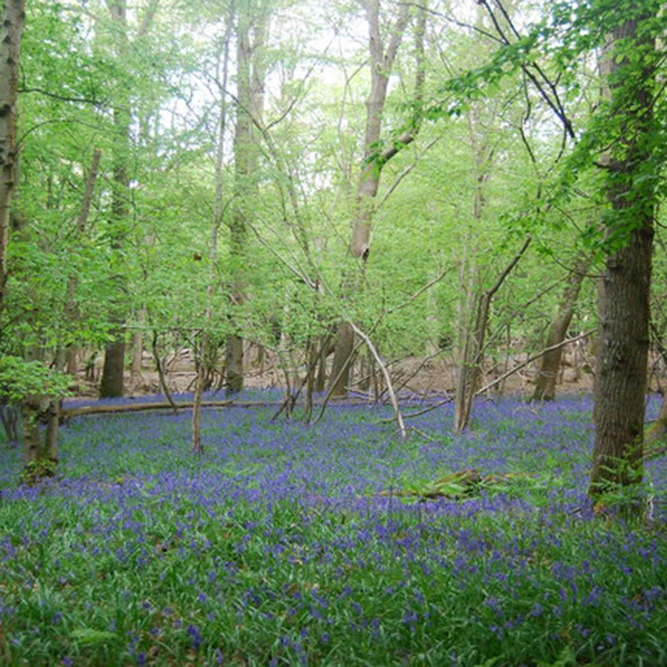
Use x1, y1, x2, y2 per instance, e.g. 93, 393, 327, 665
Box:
77, 351, 597, 400
0, 394, 665, 665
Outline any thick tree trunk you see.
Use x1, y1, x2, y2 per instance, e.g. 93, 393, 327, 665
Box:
531, 257, 588, 401
329, 322, 356, 398
225, 334, 244, 393
21, 397, 44, 466
100, 338, 126, 398
0, 0, 24, 318
591, 226, 652, 492
589, 13, 657, 496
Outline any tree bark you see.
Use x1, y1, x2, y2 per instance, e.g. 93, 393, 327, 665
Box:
0, 0, 24, 318
225, 3, 268, 394
45, 398, 60, 463
531, 257, 588, 401
130, 330, 143, 377
589, 11, 657, 496
453, 236, 530, 432
328, 0, 420, 398
99, 1, 130, 399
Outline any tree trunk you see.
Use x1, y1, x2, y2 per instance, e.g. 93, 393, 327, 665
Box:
45, 398, 60, 463
531, 257, 588, 401
329, 322, 356, 398
454, 238, 531, 432
589, 11, 657, 497
0, 0, 24, 318
0, 403, 18, 444
328, 1, 422, 398
315, 334, 329, 393
21, 397, 44, 466
191, 335, 206, 455
66, 147, 102, 376
100, 339, 126, 398
130, 307, 146, 378
193, 14, 233, 452
225, 4, 268, 394
100, 1, 131, 399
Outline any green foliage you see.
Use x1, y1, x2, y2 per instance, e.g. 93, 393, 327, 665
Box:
0, 356, 71, 405
6, 0, 665, 377
19, 458, 58, 487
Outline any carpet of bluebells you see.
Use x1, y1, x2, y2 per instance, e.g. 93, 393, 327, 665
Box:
0, 392, 666, 665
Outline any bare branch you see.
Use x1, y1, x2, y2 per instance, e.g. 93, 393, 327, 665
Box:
348, 321, 406, 437
19, 87, 106, 107
478, 330, 593, 397
486, 236, 532, 301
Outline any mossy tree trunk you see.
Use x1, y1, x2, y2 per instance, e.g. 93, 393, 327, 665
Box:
0, 0, 24, 320
589, 9, 659, 497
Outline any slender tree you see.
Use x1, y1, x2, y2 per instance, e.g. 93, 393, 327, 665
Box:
225, 0, 270, 393
192, 6, 234, 454
99, 0, 131, 398
530, 256, 588, 402
328, 0, 425, 398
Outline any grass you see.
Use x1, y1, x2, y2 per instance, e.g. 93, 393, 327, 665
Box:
0, 393, 666, 665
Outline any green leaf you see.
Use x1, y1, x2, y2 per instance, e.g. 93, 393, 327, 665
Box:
69, 628, 117, 645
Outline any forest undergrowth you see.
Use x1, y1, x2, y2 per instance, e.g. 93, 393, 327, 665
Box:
0, 393, 666, 666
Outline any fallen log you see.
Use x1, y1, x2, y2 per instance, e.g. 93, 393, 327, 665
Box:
61, 399, 235, 419
61, 395, 378, 420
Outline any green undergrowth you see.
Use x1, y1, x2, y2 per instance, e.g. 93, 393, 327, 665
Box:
1, 490, 666, 665
0, 398, 665, 665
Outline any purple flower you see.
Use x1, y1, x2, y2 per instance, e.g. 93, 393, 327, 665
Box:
529, 602, 543, 617
187, 624, 203, 649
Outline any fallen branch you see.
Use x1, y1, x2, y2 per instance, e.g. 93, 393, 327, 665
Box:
62, 400, 235, 418
348, 321, 406, 438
